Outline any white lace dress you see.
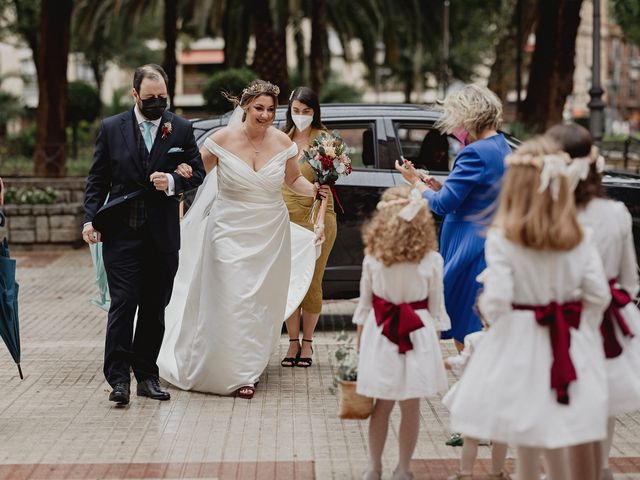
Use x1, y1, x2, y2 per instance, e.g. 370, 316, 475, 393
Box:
447, 229, 611, 448
157, 139, 317, 394
578, 198, 640, 416
353, 252, 450, 401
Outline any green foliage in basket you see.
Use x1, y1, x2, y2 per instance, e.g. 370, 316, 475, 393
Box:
330, 331, 359, 393
4, 186, 59, 205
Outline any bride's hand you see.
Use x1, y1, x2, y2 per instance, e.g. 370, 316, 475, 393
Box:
174, 163, 193, 178
313, 224, 325, 246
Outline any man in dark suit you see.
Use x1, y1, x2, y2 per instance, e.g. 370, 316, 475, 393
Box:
83, 64, 205, 405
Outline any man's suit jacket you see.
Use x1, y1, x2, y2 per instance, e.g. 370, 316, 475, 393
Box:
84, 108, 205, 252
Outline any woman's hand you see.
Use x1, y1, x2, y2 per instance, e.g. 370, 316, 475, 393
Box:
313, 223, 325, 246
174, 163, 193, 178
394, 159, 420, 184
425, 176, 442, 191
315, 183, 330, 199
394, 159, 428, 192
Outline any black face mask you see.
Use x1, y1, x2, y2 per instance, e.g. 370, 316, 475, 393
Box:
138, 95, 167, 120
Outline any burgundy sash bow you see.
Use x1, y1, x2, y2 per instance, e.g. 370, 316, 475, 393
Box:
513, 301, 582, 405
372, 294, 428, 354
601, 279, 634, 359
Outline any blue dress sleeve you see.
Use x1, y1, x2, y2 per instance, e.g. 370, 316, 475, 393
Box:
422, 146, 486, 216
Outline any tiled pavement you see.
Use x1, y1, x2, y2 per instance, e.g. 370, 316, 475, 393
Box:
0, 249, 639, 479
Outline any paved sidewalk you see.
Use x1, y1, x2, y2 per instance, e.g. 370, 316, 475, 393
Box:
0, 249, 639, 479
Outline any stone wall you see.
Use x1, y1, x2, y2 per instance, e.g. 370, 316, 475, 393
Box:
2, 203, 84, 245
1, 177, 86, 245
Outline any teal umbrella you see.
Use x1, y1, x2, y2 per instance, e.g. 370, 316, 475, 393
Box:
89, 194, 110, 312
89, 243, 110, 312
0, 223, 23, 379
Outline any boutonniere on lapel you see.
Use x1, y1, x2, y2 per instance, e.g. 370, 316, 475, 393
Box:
161, 121, 172, 140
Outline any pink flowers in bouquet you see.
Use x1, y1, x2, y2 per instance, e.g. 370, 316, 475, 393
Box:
301, 131, 352, 214
302, 131, 352, 186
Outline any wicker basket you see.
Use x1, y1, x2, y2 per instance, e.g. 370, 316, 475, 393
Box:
338, 380, 373, 419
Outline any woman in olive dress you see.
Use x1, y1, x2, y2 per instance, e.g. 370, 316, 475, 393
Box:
281, 87, 337, 367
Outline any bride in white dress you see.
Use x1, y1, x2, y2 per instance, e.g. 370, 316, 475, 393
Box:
157, 80, 329, 399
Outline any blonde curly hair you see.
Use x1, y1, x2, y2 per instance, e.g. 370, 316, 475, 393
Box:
362, 186, 438, 266
435, 84, 503, 137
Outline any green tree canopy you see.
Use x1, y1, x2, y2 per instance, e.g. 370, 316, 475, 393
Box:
612, 0, 640, 46
0, 90, 22, 134
67, 81, 101, 126
66, 81, 101, 159
203, 68, 258, 114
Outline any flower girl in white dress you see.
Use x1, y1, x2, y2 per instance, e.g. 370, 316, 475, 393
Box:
443, 330, 510, 480
446, 137, 611, 480
353, 186, 450, 480
548, 123, 640, 480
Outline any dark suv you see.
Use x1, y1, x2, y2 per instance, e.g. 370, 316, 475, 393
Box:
191, 103, 640, 299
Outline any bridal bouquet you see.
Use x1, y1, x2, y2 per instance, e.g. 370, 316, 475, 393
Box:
302, 131, 352, 214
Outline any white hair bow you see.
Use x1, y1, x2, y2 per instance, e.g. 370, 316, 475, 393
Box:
565, 158, 591, 190
565, 146, 606, 190
398, 188, 426, 221
538, 154, 569, 200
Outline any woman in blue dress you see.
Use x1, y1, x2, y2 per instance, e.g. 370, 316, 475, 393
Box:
396, 84, 511, 351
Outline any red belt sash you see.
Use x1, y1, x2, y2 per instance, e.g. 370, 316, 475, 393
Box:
601, 279, 634, 359
372, 294, 428, 354
513, 301, 582, 405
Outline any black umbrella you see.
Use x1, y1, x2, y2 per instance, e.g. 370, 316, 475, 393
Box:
0, 212, 22, 379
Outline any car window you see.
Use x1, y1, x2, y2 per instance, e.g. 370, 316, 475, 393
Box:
393, 123, 459, 173
323, 122, 376, 169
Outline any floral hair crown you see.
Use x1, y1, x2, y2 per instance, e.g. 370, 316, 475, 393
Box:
564, 145, 605, 190
507, 145, 606, 198
506, 151, 572, 200
242, 82, 280, 97
376, 188, 427, 221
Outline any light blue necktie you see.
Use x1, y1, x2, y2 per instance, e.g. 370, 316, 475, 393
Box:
142, 121, 154, 152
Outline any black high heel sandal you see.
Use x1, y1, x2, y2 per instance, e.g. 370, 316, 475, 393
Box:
297, 338, 314, 367
281, 339, 301, 367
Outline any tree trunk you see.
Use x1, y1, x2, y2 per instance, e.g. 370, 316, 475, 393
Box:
34, 0, 73, 177
251, 0, 289, 103
223, 0, 251, 68
72, 124, 78, 160
519, 0, 583, 133
90, 58, 104, 102
293, 14, 306, 84
403, 75, 412, 103
163, 0, 178, 108
310, 0, 327, 95
488, 0, 538, 104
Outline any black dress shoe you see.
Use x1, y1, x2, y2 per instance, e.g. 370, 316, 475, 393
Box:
109, 382, 130, 405
137, 378, 170, 400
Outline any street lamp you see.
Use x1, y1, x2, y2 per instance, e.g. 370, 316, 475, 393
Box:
588, 0, 605, 145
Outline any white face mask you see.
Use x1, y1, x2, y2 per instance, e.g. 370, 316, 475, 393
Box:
292, 114, 313, 132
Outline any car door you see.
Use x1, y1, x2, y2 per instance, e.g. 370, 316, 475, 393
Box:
320, 117, 395, 299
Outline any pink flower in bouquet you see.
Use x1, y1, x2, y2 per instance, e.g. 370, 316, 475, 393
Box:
301, 131, 352, 213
